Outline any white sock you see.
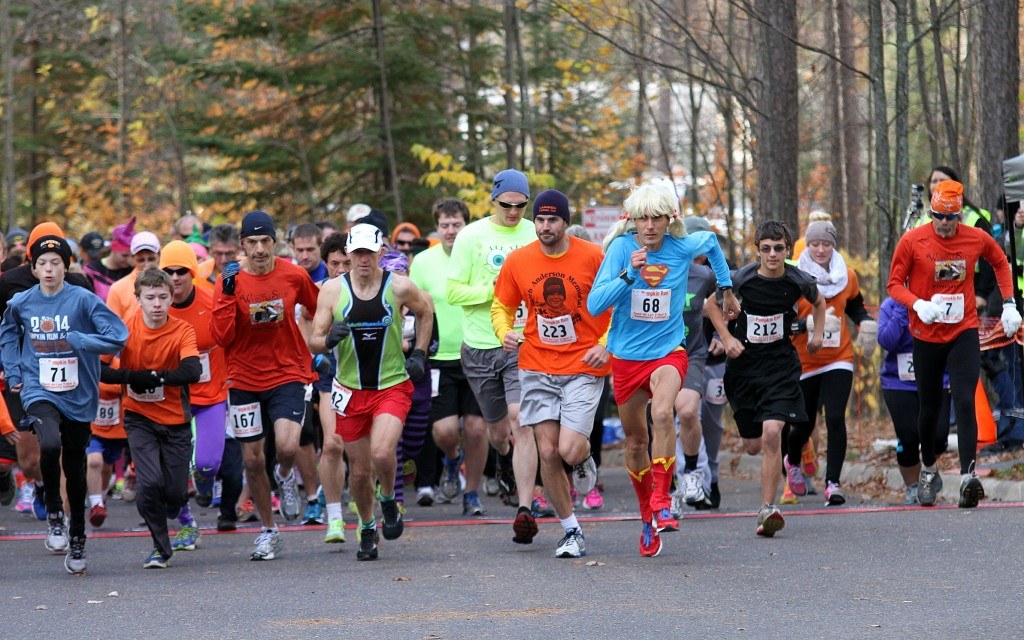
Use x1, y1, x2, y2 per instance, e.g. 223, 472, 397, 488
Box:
88, 494, 103, 508
326, 502, 343, 522
560, 514, 579, 533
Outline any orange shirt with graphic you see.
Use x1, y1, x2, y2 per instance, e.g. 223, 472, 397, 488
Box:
91, 355, 126, 439
169, 286, 228, 406
792, 268, 859, 374
119, 311, 200, 425
494, 237, 612, 376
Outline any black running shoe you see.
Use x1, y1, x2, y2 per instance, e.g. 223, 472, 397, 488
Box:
357, 526, 379, 561
380, 498, 404, 540
495, 443, 517, 497
512, 507, 538, 544
217, 514, 238, 531
958, 473, 985, 508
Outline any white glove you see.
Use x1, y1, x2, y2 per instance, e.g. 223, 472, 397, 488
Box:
1001, 302, 1022, 337
807, 307, 842, 334
856, 320, 878, 357
913, 299, 943, 325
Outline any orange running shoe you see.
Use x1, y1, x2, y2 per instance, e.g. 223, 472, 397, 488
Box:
801, 440, 818, 477
780, 481, 798, 505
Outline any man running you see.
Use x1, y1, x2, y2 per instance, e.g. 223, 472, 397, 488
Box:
588, 183, 738, 557
309, 223, 433, 561
211, 210, 320, 560
493, 189, 611, 557
197, 224, 242, 293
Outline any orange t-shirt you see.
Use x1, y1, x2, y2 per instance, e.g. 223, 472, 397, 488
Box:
91, 355, 126, 440
494, 237, 612, 376
195, 259, 216, 294
0, 389, 15, 437
169, 286, 228, 406
792, 268, 859, 374
119, 311, 200, 425
211, 258, 319, 392
106, 270, 140, 321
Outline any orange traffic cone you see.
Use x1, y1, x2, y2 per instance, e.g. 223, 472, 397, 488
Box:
976, 379, 997, 451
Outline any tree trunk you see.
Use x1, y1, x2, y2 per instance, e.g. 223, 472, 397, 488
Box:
893, 0, 910, 235
826, 3, 845, 236
722, 95, 737, 264
910, 0, 939, 166
976, 0, 1020, 213
372, 0, 402, 221
634, 8, 646, 181
502, 0, 517, 168
929, 0, 959, 170
513, 5, 534, 169
870, 0, 894, 277
464, 0, 481, 177
117, 0, 129, 216
837, 0, 865, 256
1, 0, 14, 230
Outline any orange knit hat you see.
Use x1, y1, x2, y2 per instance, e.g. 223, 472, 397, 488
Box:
27, 222, 64, 259
930, 180, 963, 214
158, 240, 199, 277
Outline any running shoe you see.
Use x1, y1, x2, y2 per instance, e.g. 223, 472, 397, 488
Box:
801, 439, 818, 477
805, 476, 818, 495
122, 471, 137, 502
356, 525, 379, 561
779, 481, 798, 505
639, 520, 662, 557
402, 459, 417, 486
416, 486, 435, 507
531, 491, 556, 518
303, 500, 325, 525
484, 476, 500, 497
512, 507, 538, 544
582, 487, 603, 510
110, 477, 124, 500
462, 491, 485, 516
918, 467, 938, 506
237, 498, 258, 522
958, 472, 985, 509
495, 444, 516, 497
784, 456, 807, 496
755, 503, 785, 537
172, 524, 201, 551
275, 466, 301, 521
45, 512, 68, 553
0, 469, 14, 506
439, 450, 463, 502
572, 456, 598, 496
904, 483, 919, 505
89, 504, 108, 528
194, 475, 214, 508
211, 479, 223, 507
143, 548, 170, 569
32, 489, 46, 520
271, 493, 282, 515
64, 536, 86, 575
216, 514, 238, 532
15, 480, 34, 513
824, 481, 846, 506
654, 508, 679, 533
325, 518, 346, 544
554, 527, 586, 558
380, 497, 405, 540
683, 468, 711, 506
250, 530, 283, 561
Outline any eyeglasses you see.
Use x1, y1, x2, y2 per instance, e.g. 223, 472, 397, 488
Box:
163, 267, 190, 276
930, 210, 960, 222
758, 244, 788, 255
496, 199, 529, 210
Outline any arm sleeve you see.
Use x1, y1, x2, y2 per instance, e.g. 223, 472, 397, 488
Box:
695, 232, 733, 288
886, 238, 919, 308
490, 299, 517, 344
876, 300, 904, 352
100, 361, 129, 385
0, 394, 13, 436
161, 356, 202, 387
0, 304, 23, 388
66, 299, 129, 355
586, 237, 635, 316
298, 273, 320, 316
211, 278, 238, 348
845, 293, 872, 325
445, 232, 494, 307
982, 233, 1015, 300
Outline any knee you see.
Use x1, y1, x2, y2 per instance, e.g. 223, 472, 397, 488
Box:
626, 433, 650, 455
86, 454, 103, 471
275, 441, 298, 463
322, 436, 344, 458
242, 451, 265, 475
348, 463, 371, 487
560, 441, 587, 467
537, 438, 560, 464
743, 440, 762, 455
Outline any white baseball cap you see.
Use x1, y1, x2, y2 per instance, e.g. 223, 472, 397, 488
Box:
130, 231, 160, 255
345, 223, 384, 253
346, 203, 372, 224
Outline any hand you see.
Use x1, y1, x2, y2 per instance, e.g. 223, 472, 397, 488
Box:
581, 344, 610, 369
127, 370, 163, 394
502, 330, 524, 352
912, 299, 943, 325
1002, 302, 1022, 337
4, 430, 20, 446
325, 321, 351, 350
720, 290, 741, 320
9, 383, 21, 393
807, 307, 841, 333
406, 349, 428, 382
630, 246, 647, 270
723, 335, 745, 359
807, 334, 824, 355
708, 337, 725, 356
976, 296, 988, 313
856, 320, 878, 357
221, 261, 240, 296
312, 354, 332, 376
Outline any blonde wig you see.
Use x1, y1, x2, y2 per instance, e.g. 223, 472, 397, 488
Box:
603, 183, 687, 250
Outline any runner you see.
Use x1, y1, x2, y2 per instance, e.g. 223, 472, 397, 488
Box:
446, 169, 538, 540
705, 220, 826, 537
493, 189, 610, 558
587, 183, 738, 557
102, 268, 201, 568
887, 179, 1019, 507
409, 198, 488, 515
107, 231, 161, 320
0, 235, 128, 574
82, 217, 136, 302
211, 210, 321, 560
85, 355, 126, 528
308, 223, 433, 561
196, 224, 242, 293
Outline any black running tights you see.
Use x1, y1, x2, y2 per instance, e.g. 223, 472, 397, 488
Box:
913, 329, 980, 473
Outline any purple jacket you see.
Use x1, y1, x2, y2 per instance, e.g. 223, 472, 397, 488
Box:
877, 297, 948, 391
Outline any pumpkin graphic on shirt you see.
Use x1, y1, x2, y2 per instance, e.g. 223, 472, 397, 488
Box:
248, 299, 284, 325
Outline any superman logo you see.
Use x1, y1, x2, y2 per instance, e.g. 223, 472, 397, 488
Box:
641, 264, 670, 287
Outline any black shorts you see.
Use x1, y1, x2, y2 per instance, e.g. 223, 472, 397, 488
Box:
430, 360, 482, 422
724, 359, 806, 439
228, 381, 308, 443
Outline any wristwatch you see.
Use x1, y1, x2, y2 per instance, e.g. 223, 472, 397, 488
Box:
619, 269, 635, 285
718, 285, 733, 293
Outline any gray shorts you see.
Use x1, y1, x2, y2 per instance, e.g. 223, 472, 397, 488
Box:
682, 354, 707, 395
461, 345, 522, 424
518, 370, 604, 437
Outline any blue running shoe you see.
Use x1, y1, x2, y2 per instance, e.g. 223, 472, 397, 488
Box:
32, 490, 47, 521
303, 500, 325, 525
439, 450, 464, 502
462, 491, 485, 516
171, 524, 201, 551
144, 548, 170, 569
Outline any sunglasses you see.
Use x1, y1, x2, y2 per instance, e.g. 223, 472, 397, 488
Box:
758, 244, 788, 255
930, 210, 959, 222
496, 199, 529, 210
163, 267, 191, 276
394, 240, 412, 247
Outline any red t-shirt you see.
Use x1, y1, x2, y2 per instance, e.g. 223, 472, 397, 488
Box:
212, 258, 319, 391
887, 223, 1013, 343
169, 286, 228, 406
120, 312, 200, 425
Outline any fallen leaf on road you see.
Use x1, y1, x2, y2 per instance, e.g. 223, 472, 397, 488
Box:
87, 600, 103, 604
483, 574, 495, 578
393, 576, 411, 582
35, 605, 47, 610
206, 571, 219, 575
585, 561, 605, 567
107, 592, 119, 597
870, 624, 881, 628
13, 596, 22, 600
441, 575, 452, 578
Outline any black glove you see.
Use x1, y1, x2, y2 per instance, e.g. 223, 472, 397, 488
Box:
406, 348, 427, 383
312, 354, 332, 376
325, 321, 350, 350
221, 261, 240, 296
17, 415, 40, 433
127, 370, 163, 394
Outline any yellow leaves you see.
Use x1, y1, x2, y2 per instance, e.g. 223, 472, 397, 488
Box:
555, 59, 574, 72
85, 5, 103, 34
242, 79, 260, 90
36, 64, 52, 77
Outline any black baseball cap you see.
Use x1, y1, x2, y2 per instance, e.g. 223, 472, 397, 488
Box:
80, 231, 108, 259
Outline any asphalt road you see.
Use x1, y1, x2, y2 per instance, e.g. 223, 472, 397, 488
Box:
2, 467, 1021, 639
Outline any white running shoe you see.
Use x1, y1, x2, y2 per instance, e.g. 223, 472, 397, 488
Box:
683, 469, 710, 506
572, 455, 598, 496
554, 528, 586, 558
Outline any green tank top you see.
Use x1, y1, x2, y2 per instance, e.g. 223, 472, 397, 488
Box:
334, 271, 408, 390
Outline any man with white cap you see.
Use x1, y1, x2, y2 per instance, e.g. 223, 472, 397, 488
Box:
106, 231, 161, 320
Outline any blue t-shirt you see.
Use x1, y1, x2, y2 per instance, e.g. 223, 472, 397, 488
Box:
306, 262, 328, 282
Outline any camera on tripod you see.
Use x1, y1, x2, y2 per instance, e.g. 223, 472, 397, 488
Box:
902, 183, 925, 232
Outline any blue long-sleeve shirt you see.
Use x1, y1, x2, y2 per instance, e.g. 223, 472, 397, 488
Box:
0, 284, 127, 422
587, 231, 731, 361
877, 297, 947, 392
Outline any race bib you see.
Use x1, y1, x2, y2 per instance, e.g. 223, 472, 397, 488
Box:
128, 386, 165, 403
931, 293, 964, 324
39, 357, 78, 392
330, 379, 353, 416
228, 401, 263, 438
705, 377, 727, 405
897, 353, 915, 382
630, 289, 671, 322
402, 316, 416, 341
513, 301, 528, 329
198, 352, 211, 384
537, 314, 577, 345
430, 368, 441, 398
822, 322, 841, 348
746, 313, 783, 344
95, 397, 120, 427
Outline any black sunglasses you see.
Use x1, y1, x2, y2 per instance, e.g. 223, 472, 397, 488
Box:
930, 210, 959, 222
496, 199, 529, 210
163, 267, 191, 276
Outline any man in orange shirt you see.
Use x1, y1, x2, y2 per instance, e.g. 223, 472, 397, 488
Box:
107, 231, 161, 320
102, 268, 201, 568
492, 190, 612, 557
